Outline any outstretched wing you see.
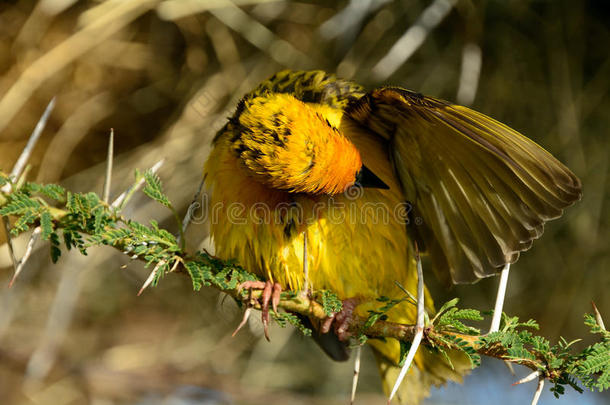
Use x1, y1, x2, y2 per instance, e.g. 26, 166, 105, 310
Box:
345, 87, 582, 284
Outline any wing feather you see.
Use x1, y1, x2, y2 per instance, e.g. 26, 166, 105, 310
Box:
345, 87, 581, 284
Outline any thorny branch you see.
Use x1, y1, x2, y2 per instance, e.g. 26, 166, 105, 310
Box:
0, 171, 608, 401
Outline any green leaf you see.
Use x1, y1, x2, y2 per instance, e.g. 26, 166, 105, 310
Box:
437, 307, 481, 335
364, 310, 383, 330
0, 192, 40, 215
40, 210, 53, 240
432, 298, 459, 324
92, 207, 105, 234
185, 261, 211, 290
67, 192, 91, 217
441, 334, 480, 368
398, 340, 412, 366
27, 183, 66, 201
50, 232, 61, 263
320, 290, 342, 316
506, 344, 536, 361
151, 261, 169, 287
143, 170, 172, 208
11, 210, 37, 235
272, 311, 312, 336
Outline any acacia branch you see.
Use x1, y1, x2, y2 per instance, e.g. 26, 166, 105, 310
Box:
0, 174, 608, 396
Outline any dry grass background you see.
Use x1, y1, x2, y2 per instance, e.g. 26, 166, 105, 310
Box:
0, 1, 608, 404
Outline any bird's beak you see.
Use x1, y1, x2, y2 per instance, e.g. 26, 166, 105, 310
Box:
355, 165, 389, 189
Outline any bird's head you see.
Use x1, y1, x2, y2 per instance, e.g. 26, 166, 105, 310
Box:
229, 93, 388, 195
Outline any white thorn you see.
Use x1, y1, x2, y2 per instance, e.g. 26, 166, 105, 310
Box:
350, 345, 362, 404
169, 259, 180, 273
490, 263, 511, 333
102, 128, 114, 203
531, 376, 545, 405
503, 359, 516, 376
301, 230, 309, 295
2, 97, 56, 193
178, 176, 205, 244
111, 158, 165, 209
513, 370, 541, 386
388, 246, 425, 402
137, 260, 165, 296
591, 302, 606, 331
9, 227, 41, 288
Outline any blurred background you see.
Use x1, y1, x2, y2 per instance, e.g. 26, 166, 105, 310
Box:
0, 0, 608, 404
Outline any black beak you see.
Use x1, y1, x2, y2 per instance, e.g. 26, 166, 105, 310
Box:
355, 165, 389, 189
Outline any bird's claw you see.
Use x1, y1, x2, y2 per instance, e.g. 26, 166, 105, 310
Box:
321, 297, 361, 341
234, 280, 282, 341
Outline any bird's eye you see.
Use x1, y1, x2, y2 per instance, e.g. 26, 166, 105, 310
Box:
355, 165, 389, 189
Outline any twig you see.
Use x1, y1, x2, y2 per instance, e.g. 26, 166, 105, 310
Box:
0, 185, 575, 376
102, 128, 114, 203
9, 227, 41, 288
0, 187, 596, 381
388, 245, 425, 403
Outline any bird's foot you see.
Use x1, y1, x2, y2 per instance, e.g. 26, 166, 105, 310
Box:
320, 297, 362, 341
234, 280, 282, 341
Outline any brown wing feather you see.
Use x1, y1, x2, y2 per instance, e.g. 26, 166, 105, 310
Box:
345, 87, 581, 284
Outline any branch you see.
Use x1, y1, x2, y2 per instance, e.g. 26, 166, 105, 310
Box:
0, 171, 608, 397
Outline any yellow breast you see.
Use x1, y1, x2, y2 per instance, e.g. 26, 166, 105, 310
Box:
204, 109, 423, 304
204, 102, 438, 367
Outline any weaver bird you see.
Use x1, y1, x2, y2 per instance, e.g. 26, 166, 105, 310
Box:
203, 70, 581, 403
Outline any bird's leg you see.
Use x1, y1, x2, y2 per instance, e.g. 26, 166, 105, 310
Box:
489, 263, 511, 333
320, 297, 362, 341
235, 280, 282, 341
388, 247, 425, 404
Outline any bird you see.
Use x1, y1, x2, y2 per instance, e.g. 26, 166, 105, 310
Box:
202, 69, 582, 403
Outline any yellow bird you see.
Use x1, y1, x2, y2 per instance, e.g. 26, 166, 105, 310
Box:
203, 70, 581, 403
